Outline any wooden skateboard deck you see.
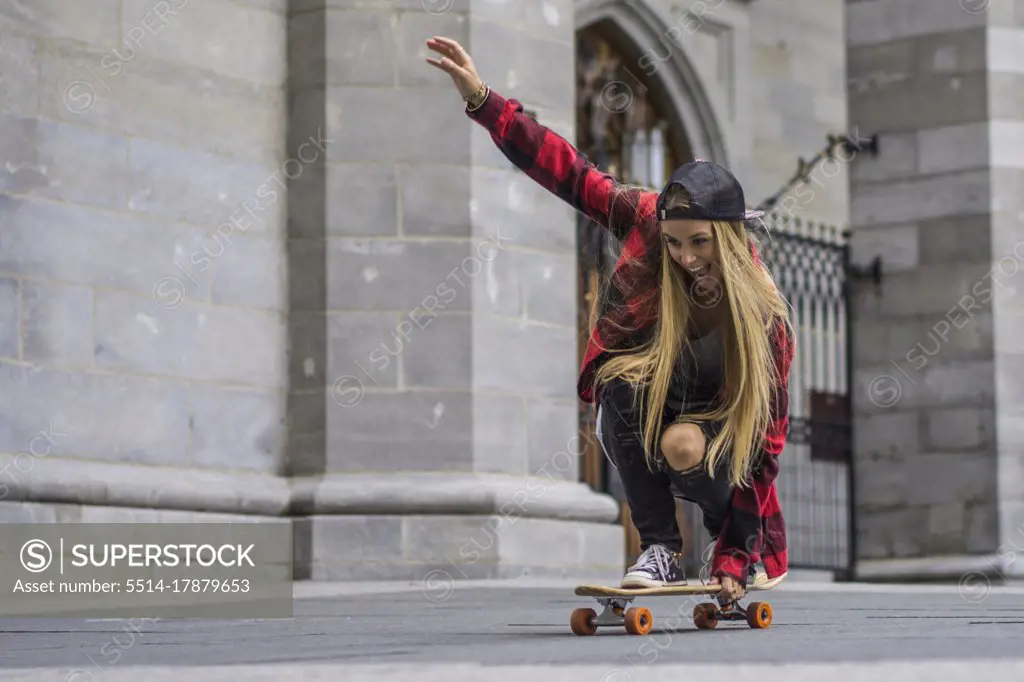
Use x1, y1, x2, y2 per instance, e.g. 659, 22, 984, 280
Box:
570, 572, 786, 636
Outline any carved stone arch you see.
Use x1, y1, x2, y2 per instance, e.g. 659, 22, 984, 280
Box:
574, 0, 731, 169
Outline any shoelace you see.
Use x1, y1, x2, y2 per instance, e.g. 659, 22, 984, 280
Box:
632, 545, 676, 578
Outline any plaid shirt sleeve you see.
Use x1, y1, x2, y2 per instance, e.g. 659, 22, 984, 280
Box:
711, 317, 795, 585
465, 89, 641, 239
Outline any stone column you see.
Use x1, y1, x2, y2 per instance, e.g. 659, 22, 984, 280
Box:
0, 0, 291, 524
847, 0, 1024, 581
286, 0, 623, 581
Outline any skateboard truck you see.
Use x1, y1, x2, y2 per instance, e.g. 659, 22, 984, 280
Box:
571, 595, 653, 636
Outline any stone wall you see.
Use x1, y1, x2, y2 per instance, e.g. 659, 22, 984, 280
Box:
0, 0, 291, 520
0, 0, 624, 582
847, 0, 1024, 580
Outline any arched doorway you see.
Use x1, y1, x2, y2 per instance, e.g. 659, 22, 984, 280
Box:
573, 20, 695, 572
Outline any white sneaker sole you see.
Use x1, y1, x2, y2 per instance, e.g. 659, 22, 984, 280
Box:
620, 574, 688, 589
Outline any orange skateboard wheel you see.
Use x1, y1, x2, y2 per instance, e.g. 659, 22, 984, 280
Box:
693, 602, 719, 629
570, 607, 598, 636
746, 601, 772, 629
623, 606, 653, 635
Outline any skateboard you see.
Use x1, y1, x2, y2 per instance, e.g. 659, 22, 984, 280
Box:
570, 572, 785, 636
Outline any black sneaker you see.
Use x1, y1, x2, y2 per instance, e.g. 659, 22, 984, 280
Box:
621, 544, 687, 588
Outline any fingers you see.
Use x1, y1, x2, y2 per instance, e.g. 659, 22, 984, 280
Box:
426, 36, 469, 66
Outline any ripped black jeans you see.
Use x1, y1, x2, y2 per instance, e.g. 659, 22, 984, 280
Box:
596, 376, 733, 554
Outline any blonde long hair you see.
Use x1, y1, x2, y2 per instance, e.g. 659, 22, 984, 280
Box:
593, 190, 792, 488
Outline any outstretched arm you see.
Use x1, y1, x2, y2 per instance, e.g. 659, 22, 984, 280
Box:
425, 36, 644, 240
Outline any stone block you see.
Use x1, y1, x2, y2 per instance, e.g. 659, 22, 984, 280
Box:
848, 223, 919, 274
904, 452, 996, 507
849, 71, 988, 134
854, 509, 893, 559
987, 27, 1024, 74
401, 313, 471, 390
21, 280, 93, 366
210, 236, 286, 311
287, 389, 325, 440
847, 40, 914, 90
128, 138, 283, 235
526, 399, 579, 482
914, 26, 988, 75
468, 22, 573, 114
476, 246, 523, 318
990, 73, 1024, 119
915, 360, 996, 410
851, 362, 922, 414
121, 0, 285, 86
293, 7, 395, 90
36, 41, 283, 164
287, 430, 325, 477
324, 390, 473, 472
994, 354, 1024, 406
326, 311, 404, 390
881, 311, 994, 373
521, 252, 575, 326
0, 360, 189, 465
996, 406, 1024, 450
0, 0, 120, 48
768, 82, 815, 120
470, 393, 527, 475
471, 0, 572, 43
852, 409, 920, 462
473, 317, 577, 399
850, 169, 990, 227
925, 502, 966, 554
324, 86, 470, 165
399, 164, 470, 238
997, 453, 1024, 502
498, 517, 582, 567
468, 168, 577, 255
291, 163, 398, 238
867, 262, 993, 319
925, 407, 995, 452
917, 122, 989, 175
991, 168, 1024, 223
325, 238, 476, 312
0, 115, 129, 209
93, 290, 286, 389
964, 501, 1000, 554
918, 214, 992, 266
0, 196, 211, 303
286, 239, 327, 314
297, 515, 403, 563
0, 22, 41, 116
397, 8, 469, 87
402, 515, 500, 565
846, 0, 987, 47
190, 385, 283, 474
0, 279, 17, 358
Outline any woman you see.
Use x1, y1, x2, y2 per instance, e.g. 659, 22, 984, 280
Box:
426, 37, 794, 602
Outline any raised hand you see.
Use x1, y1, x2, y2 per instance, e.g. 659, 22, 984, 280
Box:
424, 36, 484, 101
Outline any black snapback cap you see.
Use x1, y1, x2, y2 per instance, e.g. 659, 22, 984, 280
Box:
656, 159, 763, 222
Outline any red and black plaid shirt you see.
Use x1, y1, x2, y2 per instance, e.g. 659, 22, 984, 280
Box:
467, 90, 794, 584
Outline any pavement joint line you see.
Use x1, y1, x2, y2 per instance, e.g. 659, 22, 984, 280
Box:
290, 578, 1024, 599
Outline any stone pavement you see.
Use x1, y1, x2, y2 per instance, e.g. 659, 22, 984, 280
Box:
2, 578, 1024, 681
